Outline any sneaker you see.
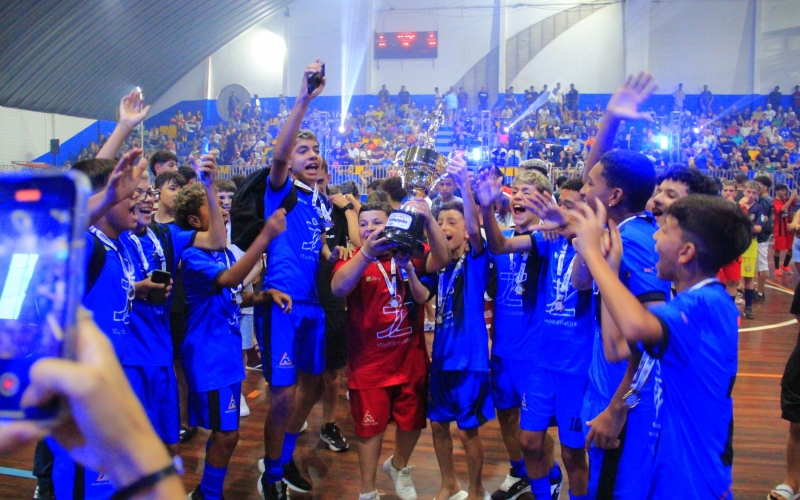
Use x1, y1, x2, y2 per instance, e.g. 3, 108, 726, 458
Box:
735, 297, 744, 305
33, 483, 54, 500
246, 347, 262, 371
745, 307, 755, 319
491, 470, 529, 500
755, 292, 766, 301
187, 487, 201, 500
300, 420, 308, 433
424, 320, 435, 332
283, 458, 312, 492
320, 422, 349, 452
382, 456, 417, 500
782, 265, 794, 275
550, 464, 564, 500
359, 491, 380, 500
775, 268, 784, 276
258, 474, 287, 500
240, 394, 250, 417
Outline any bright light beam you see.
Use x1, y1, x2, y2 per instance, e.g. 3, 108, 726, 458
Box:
341, 0, 370, 130
507, 91, 551, 130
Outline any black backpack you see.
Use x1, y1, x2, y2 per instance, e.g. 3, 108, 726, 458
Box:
758, 195, 774, 237
85, 233, 106, 296
230, 167, 298, 250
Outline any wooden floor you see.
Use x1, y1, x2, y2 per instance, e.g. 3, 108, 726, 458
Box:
2, 275, 799, 500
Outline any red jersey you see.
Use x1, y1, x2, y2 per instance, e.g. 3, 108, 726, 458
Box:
333, 248, 430, 389
774, 198, 796, 238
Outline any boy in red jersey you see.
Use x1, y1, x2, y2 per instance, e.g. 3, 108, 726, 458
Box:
773, 184, 798, 276
332, 201, 449, 500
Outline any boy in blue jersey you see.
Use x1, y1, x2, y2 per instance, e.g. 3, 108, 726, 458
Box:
420, 156, 495, 500
567, 195, 750, 499
258, 60, 348, 499
480, 175, 592, 500
174, 182, 287, 500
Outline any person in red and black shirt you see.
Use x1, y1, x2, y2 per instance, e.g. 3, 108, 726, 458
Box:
331, 201, 449, 500
774, 184, 798, 276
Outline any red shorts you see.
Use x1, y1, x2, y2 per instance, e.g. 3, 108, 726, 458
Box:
349, 374, 428, 438
775, 234, 794, 252
718, 257, 742, 282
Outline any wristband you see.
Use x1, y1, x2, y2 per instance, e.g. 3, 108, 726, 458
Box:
360, 250, 377, 263
344, 202, 355, 211
110, 463, 179, 500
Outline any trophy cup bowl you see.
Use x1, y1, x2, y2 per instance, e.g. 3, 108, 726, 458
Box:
382, 145, 448, 256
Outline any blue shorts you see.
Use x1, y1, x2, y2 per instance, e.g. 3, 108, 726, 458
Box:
188, 382, 242, 432
48, 438, 115, 499
124, 365, 180, 445
428, 370, 495, 430
241, 313, 255, 349
520, 368, 587, 449
490, 355, 528, 411
259, 301, 326, 386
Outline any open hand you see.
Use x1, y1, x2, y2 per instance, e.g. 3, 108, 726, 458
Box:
105, 149, 147, 206
264, 208, 287, 240
566, 199, 608, 260
586, 405, 626, 450
329, 245, 353, 264
118, 89, 150, 132
445, 153, 469, 188
476, 169, 504, 208
267, 289, 293, 313
606, 72, 659, 122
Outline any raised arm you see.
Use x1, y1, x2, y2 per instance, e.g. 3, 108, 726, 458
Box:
404, 196, 450, 274
447, 154, 483, 255
331, 193, 362, 247
87, 149, 147, 227
217, 210, 285, 289
476, 171, 533, 255
270, 60, 326, 190
96, 89, 150, 160
331, 230, 396, 297
396, 251, 430, 304
191, 154, 228, 250
583, 73, 658, 183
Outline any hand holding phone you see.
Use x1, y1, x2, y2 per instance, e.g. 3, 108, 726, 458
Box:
307, 62, 325, 95
147, 270, 172, 305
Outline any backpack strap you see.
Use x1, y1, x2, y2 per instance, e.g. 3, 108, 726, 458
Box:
150, 223, 175, 274
278, 182, 298, 215
85, 233, 107, 297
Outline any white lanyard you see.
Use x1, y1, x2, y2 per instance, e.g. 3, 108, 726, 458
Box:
437, 253, 466, 324
222, 249, 244, 304
554, 241, 575, 310
127, 229, 166, 275
295, 179, 332, 229
89, 226, 135, 312
376, 258, 401, 308
616, 213, 651, 231
509, 252, 529, 295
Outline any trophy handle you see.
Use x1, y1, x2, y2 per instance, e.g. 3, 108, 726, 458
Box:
394, 148, 408, 168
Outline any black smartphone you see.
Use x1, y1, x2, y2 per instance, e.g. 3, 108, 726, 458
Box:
0, 171, 90, 421
307, 63, 325, 95
148, 270, 172, 305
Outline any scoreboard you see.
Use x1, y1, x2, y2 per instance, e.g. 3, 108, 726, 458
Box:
374, 31, 438, 59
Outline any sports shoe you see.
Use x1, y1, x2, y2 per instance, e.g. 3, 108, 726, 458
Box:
246, 348, 263, 371
382, 456, 417, 500
491, 470, 530, 500
735, 297, 744, 305
550, 464, 564, 500
359, 491, 380, 500
300, 420, 308, 433
258, 474, 287, 500
745, 307, 755, 319
782, 265, 794, 275
775, 268, 784, 276
33, 483, 54, 500
424, 320, 435, 332
240, 394, 250, 417
188, 486, 225, 500
320, 422, 349, 452
283, 458, 312, 492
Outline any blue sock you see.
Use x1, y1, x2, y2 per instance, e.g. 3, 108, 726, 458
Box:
280, 432, 299, 466
549, 462, 562, 482
569, 492, 589, 500
510, 458, 528, 479
530, 476, 551, 500
266, 458, 282, 485
200, 462, 227, 500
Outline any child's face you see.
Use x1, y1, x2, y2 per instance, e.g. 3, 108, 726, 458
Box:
437, 209, 468, 256
776, 188, 788, 200
290, 138, 322, 186
652, 179, 689, 227
106, 180, 141, 234
192, 201, 211, 232
653, 215, 683, 282
744, 188, 759, 204
158, 180, 182, 211
721, 185, 737, 201
358, 210, 388, 244
218, 190, 234, 224
511, 182, 540, 229
134, 178, 154, 228
438, 177, 456, 199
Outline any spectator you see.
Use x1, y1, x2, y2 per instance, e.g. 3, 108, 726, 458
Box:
769, 86, 783, 111
478, 85, 489, 110
700, 85, 714, 114
673, 83, 686, 110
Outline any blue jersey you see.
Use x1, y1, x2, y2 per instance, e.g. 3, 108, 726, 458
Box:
180, 246, 244, 393
643, 281, 737, 499
532, 233, 593, 375
422, 249, 490, 372
264, 177, 324, 303
587, 215, 671, 404
83, 232, 134, 363
490, 230, 543, 361
159, 222, 196, 274
121, 231, 171, 367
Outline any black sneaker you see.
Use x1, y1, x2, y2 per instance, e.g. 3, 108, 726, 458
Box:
246, 347, 262, 371
550, 464, 564, 500
283, 458, 312, 492
320, 422, 349, 452
33, 482, 54, 500
755, 292, 766, 301
507, 476, 531, 499
258, 474, 287, 500
187, 487, 201, 500
744, 307, 755, 319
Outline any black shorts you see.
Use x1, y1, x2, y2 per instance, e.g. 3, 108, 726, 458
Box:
324, 309, 347, 370
170, 311, 186, 360
781, 333, 800, 422
791, 281, 800, 316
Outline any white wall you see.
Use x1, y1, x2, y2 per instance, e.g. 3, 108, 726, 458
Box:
756, 0, 800, 93
509, 3, 624, 93
0, 107, 95, 165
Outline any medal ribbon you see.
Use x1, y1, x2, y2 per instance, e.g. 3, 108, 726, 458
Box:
90, 226, 136, 311
509, 252, 529, 289
127, 228, 167, 275
437, 253, 466, 322
222, 248, 244, 303
296, 179, 332, 229
375, 257, 398, 301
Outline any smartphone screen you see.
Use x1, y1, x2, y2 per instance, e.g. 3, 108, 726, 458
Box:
0, 173, 89, 420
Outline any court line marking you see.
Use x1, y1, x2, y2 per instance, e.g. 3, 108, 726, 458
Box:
247, 390, 262, 399
740, 319, 797, 332
767, 280, 795, 293
0, 466, 34, 478
737, 373, 782, 378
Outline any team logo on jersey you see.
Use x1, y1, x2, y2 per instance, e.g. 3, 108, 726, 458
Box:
96, 473, 110, 482
279, 352, 293, 366
302, 219, 322, 252
376, 300, 413, 339
228, 395, 237, 410
521, 392, 527, 407
362, 411, 377, 425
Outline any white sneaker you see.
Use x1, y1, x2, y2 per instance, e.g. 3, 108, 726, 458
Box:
300, 420, 308, 433
240, 394, 250, 417
382, 455, 417, 500
359, 491, 380, 500
258, 458, 265, 473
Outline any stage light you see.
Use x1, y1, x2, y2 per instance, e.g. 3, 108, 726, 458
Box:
341, 0, 369, 134
658, 135, 669, 149
471, 147, 482, 162
503, 126, 510, 133
338, 125, 346, 133
693, 127, 700, 134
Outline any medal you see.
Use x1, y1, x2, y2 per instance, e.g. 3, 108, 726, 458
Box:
376, 258, 400, 310
390, 297, 400, 308
437, 253, 466, 327
514, 284, 525, 295
436, 316, 443, 325
622, 389, 641, 409
510, 252, 529, 297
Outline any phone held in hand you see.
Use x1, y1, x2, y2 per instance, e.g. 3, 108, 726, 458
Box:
307, 63, 325, 95
148, 270, 171, 305
0, 171, 91, 421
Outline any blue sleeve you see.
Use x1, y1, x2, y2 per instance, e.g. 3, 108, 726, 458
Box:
182, 248, 226, 296
643, 301, 685, 361
531, 232, 548, 258
620, 232, 668, 303
420, 272, 439, 298
83, 232, 94, 270
264, 173, 292, 217
168, 224, 196, 269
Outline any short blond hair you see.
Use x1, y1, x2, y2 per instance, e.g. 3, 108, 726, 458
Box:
513, 169, 550, 194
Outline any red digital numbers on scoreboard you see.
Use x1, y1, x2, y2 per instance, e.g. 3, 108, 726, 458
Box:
374, 31, 437, 59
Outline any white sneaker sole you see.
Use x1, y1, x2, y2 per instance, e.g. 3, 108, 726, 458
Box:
320, 434, 349, 452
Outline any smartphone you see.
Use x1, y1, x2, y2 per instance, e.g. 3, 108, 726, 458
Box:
307, 63, 325, 95
0, 171, 90, 421
148, 270, 172, 305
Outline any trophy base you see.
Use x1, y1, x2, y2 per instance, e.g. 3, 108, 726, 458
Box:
382, 208, 426, 257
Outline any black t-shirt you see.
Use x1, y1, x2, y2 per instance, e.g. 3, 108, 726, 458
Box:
317, 205, 350, 311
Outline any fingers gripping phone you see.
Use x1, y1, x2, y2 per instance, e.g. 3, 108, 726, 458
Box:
0, 171, 90, 421
148, 270, 171, 305
308, 63, 325, 95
